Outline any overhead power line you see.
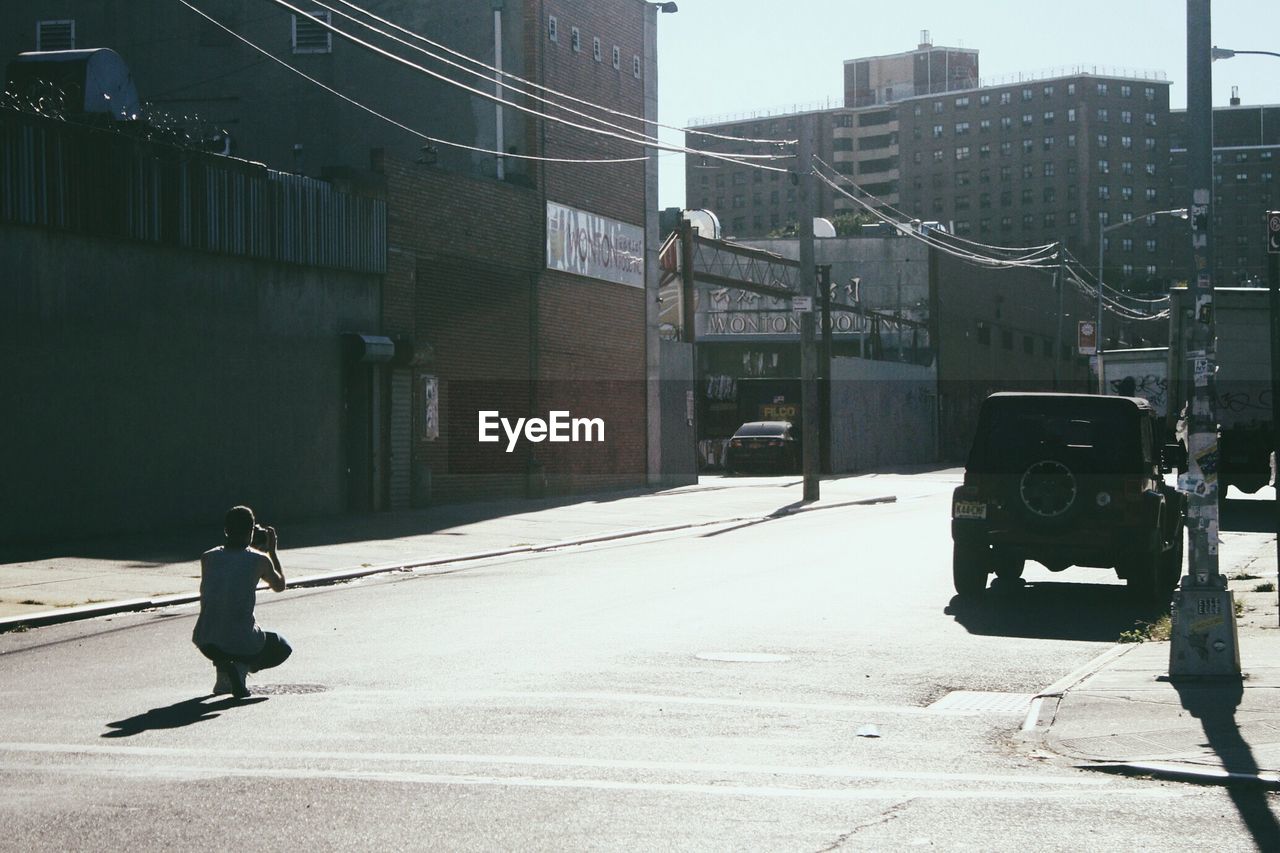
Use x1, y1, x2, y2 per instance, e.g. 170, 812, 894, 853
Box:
323, 0, 795, 148
178, 0, 647, 164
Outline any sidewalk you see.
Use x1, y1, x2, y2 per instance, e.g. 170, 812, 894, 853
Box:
1036, 505, 1280, 788
0, 473, 907, 629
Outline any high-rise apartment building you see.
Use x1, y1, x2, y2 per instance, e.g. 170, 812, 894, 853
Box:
1169, 100, 1280, 286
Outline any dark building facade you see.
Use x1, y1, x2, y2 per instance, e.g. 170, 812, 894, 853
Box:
1169, 101, 1280, 286
5, 0, 675, 508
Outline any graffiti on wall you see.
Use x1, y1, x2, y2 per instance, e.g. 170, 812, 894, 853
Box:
1109, 373, 1168, 412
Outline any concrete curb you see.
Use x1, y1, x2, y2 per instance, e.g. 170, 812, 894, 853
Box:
1082, 761, 1280, 789
1021, 644, 1136, 732
0, 493, 896, 633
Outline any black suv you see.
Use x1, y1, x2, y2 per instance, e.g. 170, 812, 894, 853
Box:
950, 393, 1185, 600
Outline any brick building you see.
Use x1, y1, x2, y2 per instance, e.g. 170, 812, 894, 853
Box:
1169, 100, 1280, 286
4, 0, 684, 507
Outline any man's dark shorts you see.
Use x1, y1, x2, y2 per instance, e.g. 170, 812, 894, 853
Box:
197, 631, 293, 673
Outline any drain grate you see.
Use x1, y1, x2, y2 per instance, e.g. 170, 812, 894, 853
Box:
927, 691, 1036, 715
249, 683, 331, 695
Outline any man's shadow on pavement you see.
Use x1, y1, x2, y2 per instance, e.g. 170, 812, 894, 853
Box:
102, 695, 267, 738
1172, 677, 1280, 851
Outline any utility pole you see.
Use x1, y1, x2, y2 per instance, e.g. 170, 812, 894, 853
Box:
1267, 211, 1280, 624
1170, 0, 1240, 677
819, 265, 833, 474
1053, 244, 1065, 390
797, 120, 820, 502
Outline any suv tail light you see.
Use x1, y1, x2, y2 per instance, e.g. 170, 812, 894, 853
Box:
729, 439, 742, 448
767, 439, 783, 447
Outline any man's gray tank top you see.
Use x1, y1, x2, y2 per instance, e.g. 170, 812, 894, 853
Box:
192, 546, 266, 656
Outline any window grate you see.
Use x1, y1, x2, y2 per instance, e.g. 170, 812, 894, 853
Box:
292, 11, 332, 54
36, 19, 75, 51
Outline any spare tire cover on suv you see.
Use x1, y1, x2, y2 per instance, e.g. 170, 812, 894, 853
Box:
1019, 458, 1079, 520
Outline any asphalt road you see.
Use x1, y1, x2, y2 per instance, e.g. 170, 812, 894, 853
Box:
1, 470, 1277, 851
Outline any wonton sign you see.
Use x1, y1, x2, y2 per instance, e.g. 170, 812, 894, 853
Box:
546, 201, 644, 289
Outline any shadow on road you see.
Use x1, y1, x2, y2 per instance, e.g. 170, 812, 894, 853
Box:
102, 695, 268, 738
1171, 676, 1280, 850
945, 580, 1168, 642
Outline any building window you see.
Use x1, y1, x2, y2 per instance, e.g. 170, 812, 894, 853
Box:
1121, 135, 1133, 149
36, 19, 75, 50
1145, 187, 1158, 201
980, 118, 991, 132
914, 104, 923, 116
1067, 133, 1077, 148
1022, 139, 1034, 154
980, 217, 991, 234
934, 150, 945, 161
1121, 238, 1133, 252
1043, 162, 1055, 177
979, 143, 991, 158
1097, 83, 1108, 96
633, 55, 641, 78
1099, 186, 1110, 200
1121, 84, 1132, 97
1000, 92, 1011, 105
1068, 82, 1077, 96
955, 121, 970, 135
1022, 88, 1033, 101
571, 26, 581, 52
955, 220, 971, 234
933, 124, 944, 138
955, 96, 970, 108
1067, 108, 1076, 123
1146, 265, 1158, 276
956, 170, 971, 186
1043, 187, 1056, 202
1146, 239, 1158, 253
979, 168, 991, 183
1120, 110, 1133, 125
1145, 163, 1157, 176
1022, 113, 1034, 126
1121, 161, 1134, 176
612, 45, 620, 69
980, 192, 991, 208
1044, 212, 1057, 228
934, 100, 944, 113
1123, 264, 1134, 277
1000, 141, 1012, 156
593, 37, 601, 62
1043, 85, 1055, 98
955, 146, 971, 160
1145, 86, 1156, 100
980, 94, 991, 106
1145, 112, 1157, 126
999, 166, 1011, 181
548, 15, 558, 42
1145, 137, 1157, 151
1000, 190, 1012, 206
1096, 108, 1109, 122
1043, 111, 1055, 123
1001, 216, 1012, 231
1121, 186, 1134, 201
1236, 171, 1249, 182
1098, 159, 1109, 173
1068, 210, 1078, 225
1022, 164, 1034, 179
1044, 136, 1055, 150
1001, 116, 1013, 131
1097, 134, 1109, 147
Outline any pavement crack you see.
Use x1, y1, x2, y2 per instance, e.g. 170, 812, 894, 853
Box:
812, 798, 912, 852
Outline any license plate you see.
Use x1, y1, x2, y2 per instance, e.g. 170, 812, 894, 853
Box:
953, 500, 987, 520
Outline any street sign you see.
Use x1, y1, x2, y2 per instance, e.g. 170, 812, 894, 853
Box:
1267, 210, 1280, 254
1077, 320, 1097, 355
791, 295, 813, 312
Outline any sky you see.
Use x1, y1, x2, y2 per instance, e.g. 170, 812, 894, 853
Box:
654, 0, 1280, 209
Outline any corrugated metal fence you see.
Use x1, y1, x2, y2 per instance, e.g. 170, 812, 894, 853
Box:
0, 111, 385, 274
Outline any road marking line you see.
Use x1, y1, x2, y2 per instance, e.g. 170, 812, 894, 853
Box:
420, 689, 945, 716
0, 760, 1184, 802
0, 742, 1125, 786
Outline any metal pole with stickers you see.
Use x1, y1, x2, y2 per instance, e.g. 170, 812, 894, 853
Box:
1169, 0, 1240, 677
1268, 210, 1280, 625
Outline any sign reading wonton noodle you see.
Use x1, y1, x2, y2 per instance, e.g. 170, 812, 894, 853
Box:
546, 201, 644, 288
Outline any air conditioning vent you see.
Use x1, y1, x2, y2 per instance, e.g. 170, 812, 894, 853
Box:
292, 11, 332, 54
37, 19, 75, 51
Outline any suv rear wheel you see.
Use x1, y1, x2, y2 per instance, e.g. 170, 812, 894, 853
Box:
953, 542, 989, 596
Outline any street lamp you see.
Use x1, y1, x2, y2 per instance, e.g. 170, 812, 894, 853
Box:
1095, 207, 1189, 393
1211, 46, 1280, 61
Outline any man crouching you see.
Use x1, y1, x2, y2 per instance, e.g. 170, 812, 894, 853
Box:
193, 505, 292, 698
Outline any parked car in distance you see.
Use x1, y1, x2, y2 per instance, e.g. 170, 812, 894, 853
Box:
725, 421, 800, 474
950, 393, 1186, 601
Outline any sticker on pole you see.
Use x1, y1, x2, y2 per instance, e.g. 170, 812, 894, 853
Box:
1268, 211, 1280, 254
1077, 320, 1097, 355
